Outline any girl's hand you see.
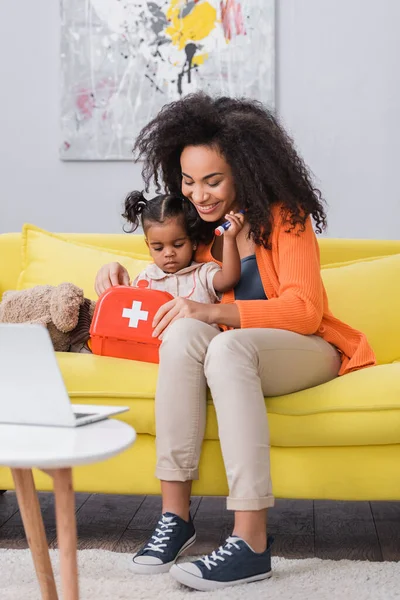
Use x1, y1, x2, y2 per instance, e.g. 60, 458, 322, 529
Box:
224, 211, 245, 239
94, 262, 130, 296
152, 298, 214, 338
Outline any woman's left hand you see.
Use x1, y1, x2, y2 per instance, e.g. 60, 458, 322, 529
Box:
152, 298, 213, 338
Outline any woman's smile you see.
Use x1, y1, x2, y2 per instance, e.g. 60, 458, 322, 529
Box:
194, 202, 222, 215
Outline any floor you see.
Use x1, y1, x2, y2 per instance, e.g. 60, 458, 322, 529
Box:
0, 492, 399, 561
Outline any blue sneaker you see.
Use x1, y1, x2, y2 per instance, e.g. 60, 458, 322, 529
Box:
131, 512, 196, 574
170, 535, 274, 591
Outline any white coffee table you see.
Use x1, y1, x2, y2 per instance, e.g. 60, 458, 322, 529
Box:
0, 418, 136, 600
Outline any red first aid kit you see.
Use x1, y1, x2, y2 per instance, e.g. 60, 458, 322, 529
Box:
89, 284, 173, 363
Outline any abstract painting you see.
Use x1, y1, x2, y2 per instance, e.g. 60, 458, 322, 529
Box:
60, 0, 275, 160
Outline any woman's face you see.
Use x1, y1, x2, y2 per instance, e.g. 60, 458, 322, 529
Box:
181, 145, 237, 223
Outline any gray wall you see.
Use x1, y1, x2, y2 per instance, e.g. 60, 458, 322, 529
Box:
1, 1, 399, 238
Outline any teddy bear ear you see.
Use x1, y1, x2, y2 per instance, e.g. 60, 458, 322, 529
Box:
50, 283, 84, 333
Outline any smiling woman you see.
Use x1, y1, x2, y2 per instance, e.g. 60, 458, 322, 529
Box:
181, 145, 237, 222
95, 92, 376, 591
134, 93, 328, 249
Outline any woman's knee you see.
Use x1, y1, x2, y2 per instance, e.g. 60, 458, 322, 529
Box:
205, 329, 257, 375
160, 318, 218, 359
161, 318, 204, 343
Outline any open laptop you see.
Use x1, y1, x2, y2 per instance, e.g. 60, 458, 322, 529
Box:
0, 323, 129, 427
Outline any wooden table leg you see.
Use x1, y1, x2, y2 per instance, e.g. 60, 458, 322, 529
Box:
52, 468, 79, 600
11, 469, 58, 600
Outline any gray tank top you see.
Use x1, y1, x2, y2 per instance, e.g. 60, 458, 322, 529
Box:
234, 254, 267, 301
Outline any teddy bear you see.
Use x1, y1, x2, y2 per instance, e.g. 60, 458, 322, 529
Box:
0, 283, 96, 352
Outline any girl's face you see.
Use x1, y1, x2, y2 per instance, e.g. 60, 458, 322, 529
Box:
145, 217, 195, 274
181, 145, 238, 224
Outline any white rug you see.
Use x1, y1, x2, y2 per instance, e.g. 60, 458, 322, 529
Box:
0, 549, 397, 600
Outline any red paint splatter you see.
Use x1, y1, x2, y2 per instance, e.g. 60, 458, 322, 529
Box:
75, 78, 115, 120
63, 141, 70, 151
220, 0, 246, 41
76, 88, 95, 118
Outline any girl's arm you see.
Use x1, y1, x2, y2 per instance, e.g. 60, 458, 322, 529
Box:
213, 213, 244, 293
213, 237, 241, 292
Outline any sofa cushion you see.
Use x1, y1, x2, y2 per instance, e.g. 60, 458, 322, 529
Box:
57, 353, 400, 448
57, 352, 158, 436
318, 237, 400, 266
17, 224, 151, 299
321, 253, 400, 364
266, 363, 400, 447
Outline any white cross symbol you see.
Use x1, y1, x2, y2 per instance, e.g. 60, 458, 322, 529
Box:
122, 301, 149, 328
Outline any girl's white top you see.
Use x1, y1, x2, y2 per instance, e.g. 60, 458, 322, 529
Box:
132, 261, 221, 304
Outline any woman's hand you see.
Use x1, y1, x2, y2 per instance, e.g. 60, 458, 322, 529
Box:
152, 298, 215, 338
94, 262, 130, 296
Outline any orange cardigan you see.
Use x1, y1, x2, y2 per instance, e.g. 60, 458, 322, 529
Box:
196, 206, 376, 376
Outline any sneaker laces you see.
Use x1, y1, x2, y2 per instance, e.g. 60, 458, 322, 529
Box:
143, 515, 177, 554
200, 536, 242, 570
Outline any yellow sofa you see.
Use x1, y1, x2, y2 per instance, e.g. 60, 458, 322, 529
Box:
1, 230, 400, 502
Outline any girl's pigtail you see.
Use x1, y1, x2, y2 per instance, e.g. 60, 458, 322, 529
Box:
122, 191, 147, 233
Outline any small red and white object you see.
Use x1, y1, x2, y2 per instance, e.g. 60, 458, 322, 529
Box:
90, 282, 173, 363
214, 209, 246, 236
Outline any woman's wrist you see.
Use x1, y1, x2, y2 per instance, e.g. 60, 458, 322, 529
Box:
208, 303, 241, 328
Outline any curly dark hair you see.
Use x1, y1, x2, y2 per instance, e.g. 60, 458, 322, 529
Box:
133, 92, 327, 247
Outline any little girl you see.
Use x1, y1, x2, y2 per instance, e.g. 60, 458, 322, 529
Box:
70, 192, 243, 352
123, 191, 244, 301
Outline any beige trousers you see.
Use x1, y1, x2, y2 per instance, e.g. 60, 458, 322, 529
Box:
155, 319, 341, 511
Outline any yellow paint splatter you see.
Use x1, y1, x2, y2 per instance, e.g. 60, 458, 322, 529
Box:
192, 52, 209, 66
166, 1, 217, 51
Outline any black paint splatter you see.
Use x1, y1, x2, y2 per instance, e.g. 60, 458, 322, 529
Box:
145, 73, 164, 94
181, 1, 196, 19
177, 42, 197, 95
